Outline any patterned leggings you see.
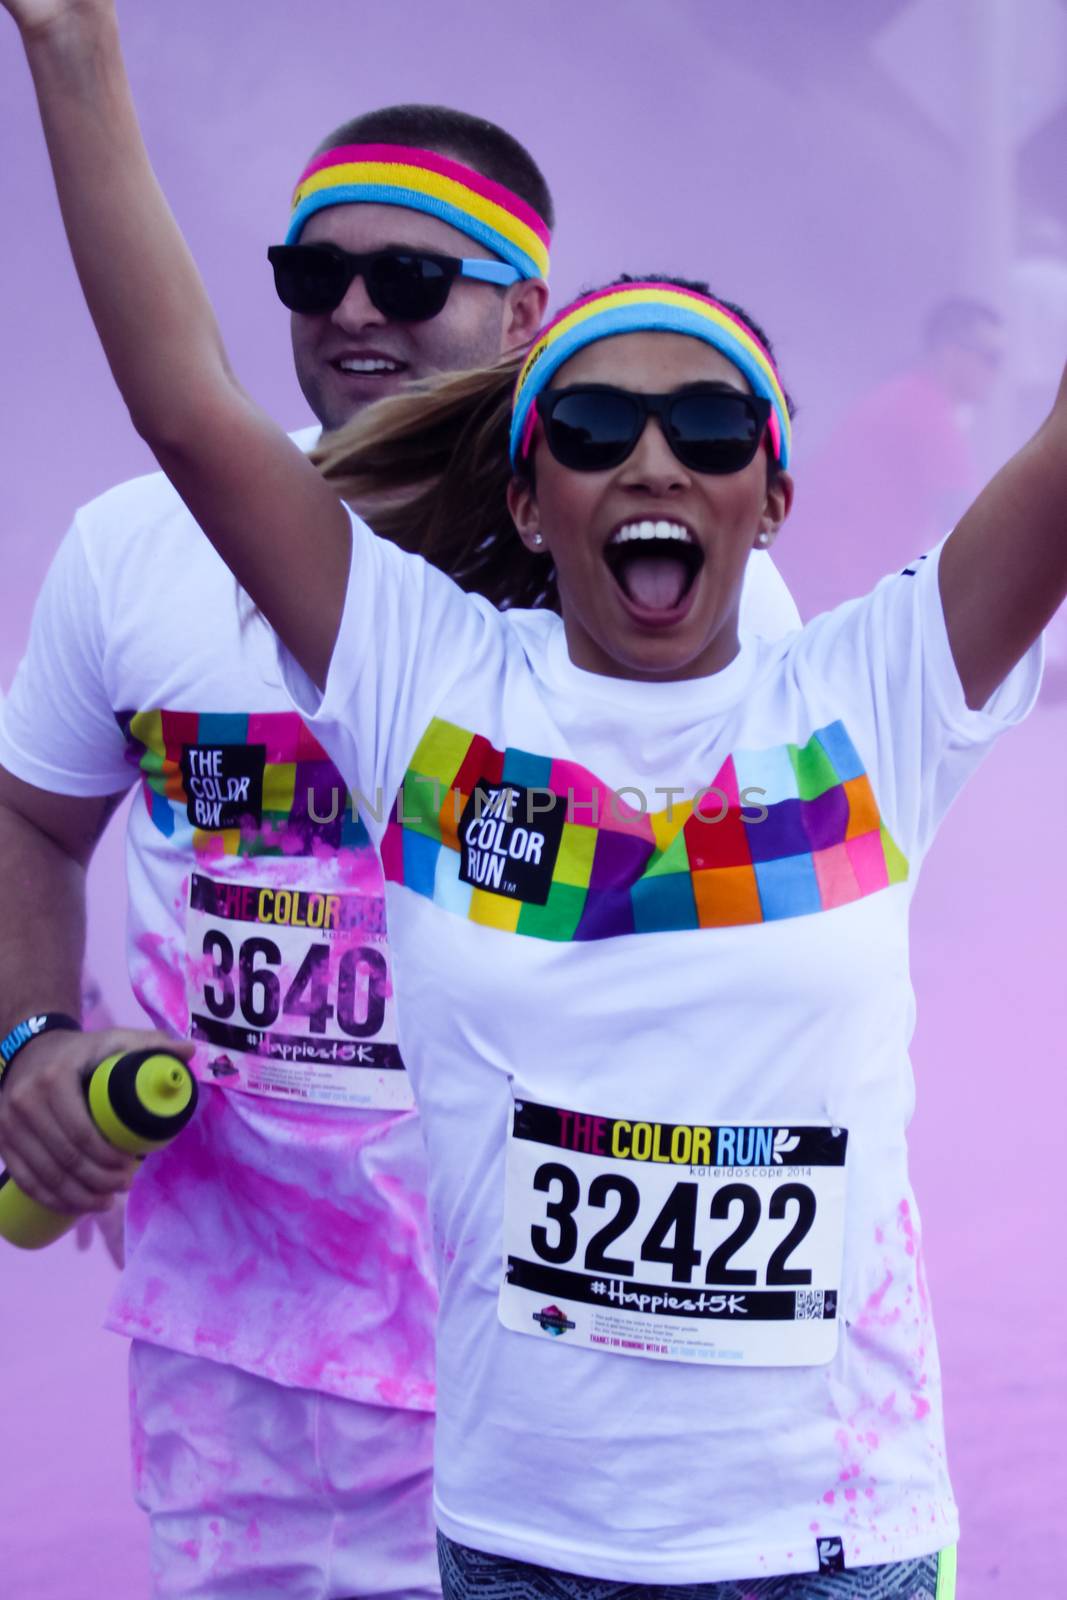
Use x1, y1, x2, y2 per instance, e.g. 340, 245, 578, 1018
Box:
437, 1534, 956, 1600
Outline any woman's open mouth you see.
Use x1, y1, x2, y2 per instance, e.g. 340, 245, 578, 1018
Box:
603, 519, 705, 624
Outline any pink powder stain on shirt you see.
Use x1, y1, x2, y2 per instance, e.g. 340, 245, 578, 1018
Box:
374, 1171, 430, 1242
817, 1411, 890, 1523
129, 1403, 148, 1490
330, 839, 388, 896
898, 1197, 917, 1256
195, 1157, 433, 1400
897, 1197, 932, 1322
857, 1268, 899, 1329
135, 1102, 220, 1194
190, 1305, 254, 1366
850, 1212, 932, 1455
826, 1372, 932, 1526
374, 1374, 417, 1408
112, 866, 437, 1410
185, 946, 221, 989
134, 929, 189, 1034
207, 1252, 260, 1300
109, 1301, 167, 1340
195, 832, 228, 862
281, 821, 312, 856
143, 1276, 168, 1310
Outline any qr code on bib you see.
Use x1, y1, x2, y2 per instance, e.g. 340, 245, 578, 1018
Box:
796, 1291, 825, 1321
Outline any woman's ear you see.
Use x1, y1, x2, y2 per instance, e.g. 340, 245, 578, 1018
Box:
754, 470, 794, 552
508, 473, 546, 553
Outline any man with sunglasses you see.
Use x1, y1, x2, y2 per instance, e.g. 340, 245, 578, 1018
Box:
270, 123, 554, 428
0, 107, 800, 1600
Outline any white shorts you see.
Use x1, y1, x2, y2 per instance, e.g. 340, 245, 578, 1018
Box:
129, 1340, 439, 1599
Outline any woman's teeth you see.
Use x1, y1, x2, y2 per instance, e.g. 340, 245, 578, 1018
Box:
609, 519, 693, 544
605, 521, 703, 613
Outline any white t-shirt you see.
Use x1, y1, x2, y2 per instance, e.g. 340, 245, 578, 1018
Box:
0, 447, 802, 1411
283, 516, 1039, 1582
0, 441, 437, 1406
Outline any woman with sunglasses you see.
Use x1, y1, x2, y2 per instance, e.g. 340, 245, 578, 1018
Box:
4, 2, 1064, 1597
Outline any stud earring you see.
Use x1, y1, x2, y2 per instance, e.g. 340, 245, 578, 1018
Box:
533, 534, 544, 546
756, 530, 770, 547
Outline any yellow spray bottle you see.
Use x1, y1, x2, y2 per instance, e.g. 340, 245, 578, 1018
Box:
0, 1049, 197, 1249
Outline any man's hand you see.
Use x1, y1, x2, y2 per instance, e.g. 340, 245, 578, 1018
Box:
0, 1025, 193, 1214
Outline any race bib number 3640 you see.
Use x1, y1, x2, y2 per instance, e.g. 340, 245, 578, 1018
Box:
500, 1099, 848, 1367
185, 871, 412, 1110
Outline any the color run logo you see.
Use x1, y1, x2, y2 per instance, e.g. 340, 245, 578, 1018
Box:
458, 784, 566, 903
553, 1111, 803, 1168
180, 743, 265, 829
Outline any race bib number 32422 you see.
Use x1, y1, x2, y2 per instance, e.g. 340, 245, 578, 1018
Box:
185, 870, 411, 1110
500, 1098, 848, 1367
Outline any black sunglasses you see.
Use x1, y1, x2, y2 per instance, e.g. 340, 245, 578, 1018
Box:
535, 384, 773, 475
267, 243, 519, 321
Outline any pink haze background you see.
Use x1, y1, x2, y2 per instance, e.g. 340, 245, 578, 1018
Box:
1, 2, 1065, 1594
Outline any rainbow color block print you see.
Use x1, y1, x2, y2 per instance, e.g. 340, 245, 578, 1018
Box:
118, 709, 369, 858
380, 718, 907, 941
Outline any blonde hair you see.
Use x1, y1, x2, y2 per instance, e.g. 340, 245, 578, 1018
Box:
310, 354, 558, 612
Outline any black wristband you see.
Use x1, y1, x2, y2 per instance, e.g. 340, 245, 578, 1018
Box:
0, 1012, 82, 1085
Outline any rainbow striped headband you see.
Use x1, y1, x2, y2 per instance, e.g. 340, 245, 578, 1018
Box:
286, 143, 551, 281
510, 282, 791, 468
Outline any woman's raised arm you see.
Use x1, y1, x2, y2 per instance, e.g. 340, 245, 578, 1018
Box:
940, 363, 1067, 708
4, 0, 350, 687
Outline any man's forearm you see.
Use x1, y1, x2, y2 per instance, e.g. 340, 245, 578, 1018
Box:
0, 788, 186, 1211
0, 801, 87, 1036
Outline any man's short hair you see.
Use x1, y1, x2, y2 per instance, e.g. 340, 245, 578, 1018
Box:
313, 104, 555, 232
922, 296, 1002, 352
